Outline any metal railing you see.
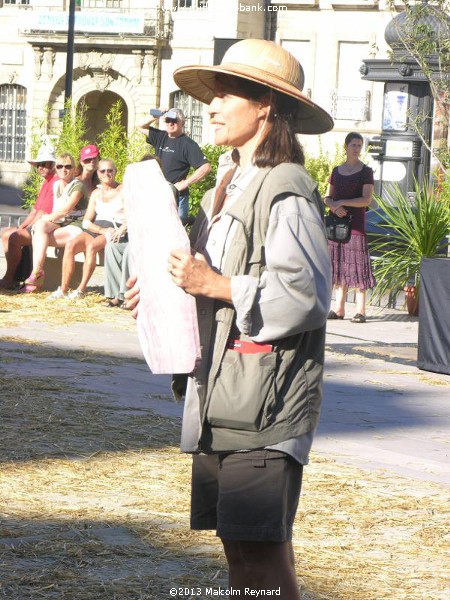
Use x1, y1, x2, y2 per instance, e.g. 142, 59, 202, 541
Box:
0, 214, 26, 229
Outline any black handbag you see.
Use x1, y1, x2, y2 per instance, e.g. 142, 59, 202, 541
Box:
325, 213, 352, 243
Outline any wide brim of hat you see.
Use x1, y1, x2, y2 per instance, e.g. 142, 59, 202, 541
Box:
27, 156, 56, 165
173, 64, 334, 135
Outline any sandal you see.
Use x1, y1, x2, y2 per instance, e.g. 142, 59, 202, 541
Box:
24, 269, 45, 289
351, 313, 366, 323
21, 283, 41, 294
102, 298, 121, 308
327, 310, 344, 320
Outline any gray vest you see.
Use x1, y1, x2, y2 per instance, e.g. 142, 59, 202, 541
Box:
187, 163, 326, 452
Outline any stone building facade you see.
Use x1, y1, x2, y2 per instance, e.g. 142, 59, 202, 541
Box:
0, 0, 415, 192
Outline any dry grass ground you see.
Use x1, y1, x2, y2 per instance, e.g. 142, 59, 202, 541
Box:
0, 294, 449, 599
0, 289, 134, 329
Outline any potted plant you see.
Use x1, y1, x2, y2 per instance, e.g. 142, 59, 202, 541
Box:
368, 180, 450, 315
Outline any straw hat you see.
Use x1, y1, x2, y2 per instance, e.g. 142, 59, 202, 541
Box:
173, 38, 333, 135
28, 145, 56, 165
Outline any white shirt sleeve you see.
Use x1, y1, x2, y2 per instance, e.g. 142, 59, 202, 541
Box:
231, 194, 332, 342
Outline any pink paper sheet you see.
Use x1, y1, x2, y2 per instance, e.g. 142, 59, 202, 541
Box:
124, 160, 201, 374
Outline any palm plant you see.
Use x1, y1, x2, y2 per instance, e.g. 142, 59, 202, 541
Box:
369, 180, 450, 312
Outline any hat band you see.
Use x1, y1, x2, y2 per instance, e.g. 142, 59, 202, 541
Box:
220, 62, 303, 93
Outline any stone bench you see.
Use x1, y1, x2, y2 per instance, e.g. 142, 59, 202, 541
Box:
43, 246, 104, 291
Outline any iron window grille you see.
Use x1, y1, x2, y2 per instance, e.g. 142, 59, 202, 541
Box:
0, 84, 27, 162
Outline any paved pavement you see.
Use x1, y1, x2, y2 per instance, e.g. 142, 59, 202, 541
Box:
1, 246, 449, 487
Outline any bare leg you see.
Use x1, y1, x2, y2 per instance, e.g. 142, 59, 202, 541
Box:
31, 221, 59, 273
356, 288, 366, 315
60, 234, 89, 293
77, 235, 106, 292
1, 226, 15, 255
1, 227, 32, 285
222, 539, 301, 599
333, 283, 348, 317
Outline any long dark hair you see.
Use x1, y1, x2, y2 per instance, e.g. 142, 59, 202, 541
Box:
255, 91, 305, 167
215, 74, 305, 167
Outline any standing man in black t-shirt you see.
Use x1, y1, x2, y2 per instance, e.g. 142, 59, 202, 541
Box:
136, 108, 211, 224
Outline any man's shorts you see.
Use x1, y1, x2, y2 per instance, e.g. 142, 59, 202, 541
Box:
190, 450, 303, 542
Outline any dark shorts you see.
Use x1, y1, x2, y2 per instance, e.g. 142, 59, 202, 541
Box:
190, 450, 303, 542
85, 220, 114, 239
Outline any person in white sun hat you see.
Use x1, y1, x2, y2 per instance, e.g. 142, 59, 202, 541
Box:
127, 38, 333, 597
0, 142, 58, 289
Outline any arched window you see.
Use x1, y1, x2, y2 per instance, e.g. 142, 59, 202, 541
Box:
0, 84, 27, 162
171, 90, 203, 144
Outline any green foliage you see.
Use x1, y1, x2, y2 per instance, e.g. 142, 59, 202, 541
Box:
439, 172, 450, 202
436, 146, 450, 170
304, 141, 346, 197
22, 172, 43, 211
97, 101, 149, 181
370, 181, 450, 306
97, 101, 129, 181
126, 129, 150, 166
189, 144, 230, 217
56, 99, 89, 161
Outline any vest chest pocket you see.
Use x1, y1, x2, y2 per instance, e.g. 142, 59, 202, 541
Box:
207, 348, 277, 432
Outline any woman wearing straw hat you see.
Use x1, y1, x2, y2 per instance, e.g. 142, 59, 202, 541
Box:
127, 38, 333, 597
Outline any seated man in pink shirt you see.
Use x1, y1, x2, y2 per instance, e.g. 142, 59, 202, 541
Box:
0, 145, 58, 289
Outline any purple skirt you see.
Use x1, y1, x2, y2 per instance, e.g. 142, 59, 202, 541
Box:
328, 232, 376, 290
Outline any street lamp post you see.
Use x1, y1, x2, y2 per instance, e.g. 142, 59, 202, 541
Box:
64, 0, 76, 103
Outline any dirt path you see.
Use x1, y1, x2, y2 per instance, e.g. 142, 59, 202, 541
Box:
0, 294, 449, 599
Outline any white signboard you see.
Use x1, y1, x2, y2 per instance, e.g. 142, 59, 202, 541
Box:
385, 139, 414, 159
24, 12, 144, 34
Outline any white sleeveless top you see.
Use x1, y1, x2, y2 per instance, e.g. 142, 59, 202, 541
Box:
94, 186, 125, 224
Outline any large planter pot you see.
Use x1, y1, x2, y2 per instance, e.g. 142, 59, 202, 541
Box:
404, 285, 419, 316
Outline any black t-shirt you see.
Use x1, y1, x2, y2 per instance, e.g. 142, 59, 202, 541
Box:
147, 128, 208, 184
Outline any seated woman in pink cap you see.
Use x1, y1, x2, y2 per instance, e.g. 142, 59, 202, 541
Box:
76, 144, 100, 199
126, 39, 333, 597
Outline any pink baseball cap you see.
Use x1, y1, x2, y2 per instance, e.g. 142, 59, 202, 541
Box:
80, 144, 100, 161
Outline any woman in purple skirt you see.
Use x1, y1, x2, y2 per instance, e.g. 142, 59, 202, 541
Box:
324, 132, 375, 323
